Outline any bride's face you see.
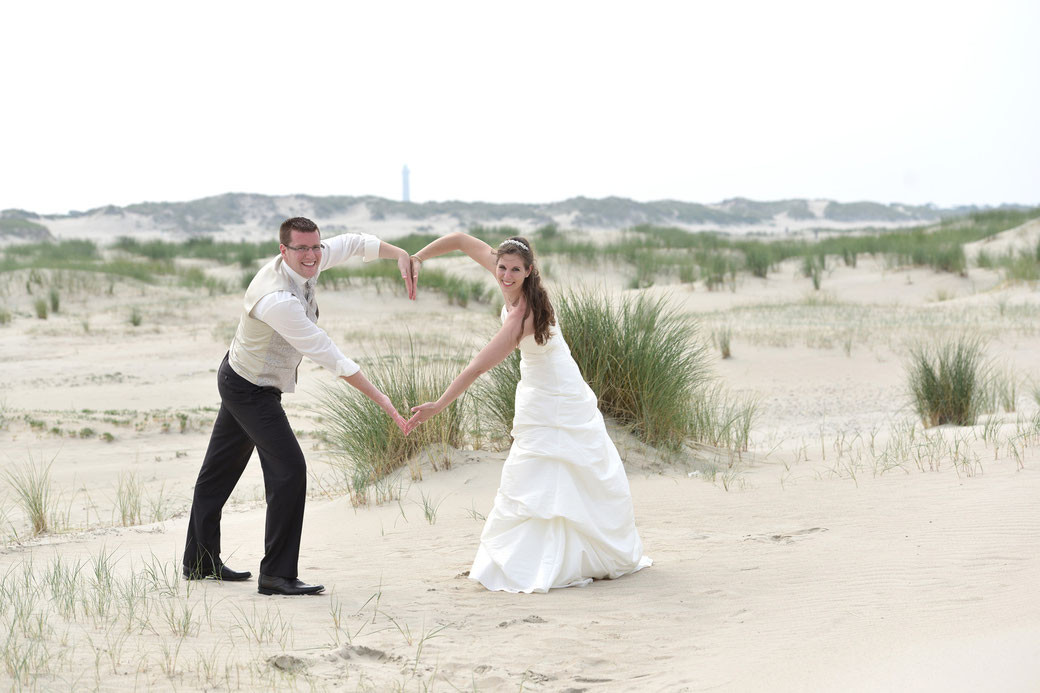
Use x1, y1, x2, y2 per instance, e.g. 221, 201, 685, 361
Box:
496, 252, 531, 295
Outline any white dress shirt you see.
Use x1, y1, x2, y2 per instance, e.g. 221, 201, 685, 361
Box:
252, 232, 381, 378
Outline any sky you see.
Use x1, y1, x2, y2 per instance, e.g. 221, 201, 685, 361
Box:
1, 1, 1037, 215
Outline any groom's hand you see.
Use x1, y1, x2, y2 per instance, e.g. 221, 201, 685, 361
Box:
372, 392, 410, 435
391, 410, 410, 436
397, 251, 416, 300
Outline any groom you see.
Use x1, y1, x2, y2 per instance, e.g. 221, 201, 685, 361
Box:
183, 217, 414, 595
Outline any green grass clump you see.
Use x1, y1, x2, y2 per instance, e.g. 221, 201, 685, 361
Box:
1, 306, 12, 325
700, 251, 735, 291
474, 348, 521, 443
117, 472, 143, 526
49, 288, 60, 313
1002, 249, 1040, 282
478, 291, 754, 451
741, 243, 773, 278
3, 455, 55, 535
129, 307, 142, 326
177, 267, 230, 294
421, 268, 493, 306
802, 255, 823, 290
34, 298, 48, 319
556, 290, 711, 449
319, 263, 492, 306
907, 337, 988, 427
979, 366, 1018, 414
113, 236, 279, 265
715, 327, 732, 359
315, 341, 466, 505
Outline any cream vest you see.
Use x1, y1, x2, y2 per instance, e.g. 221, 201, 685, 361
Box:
227, 256, 318, 393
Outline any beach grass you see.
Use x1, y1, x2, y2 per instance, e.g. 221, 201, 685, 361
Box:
116, 473, 143, 527
714, 326, 733, 359
314, 340, 467, 505
476, 289, 755, 451
556, 289, 712, 449
907, 336, 988, 427
319, 263, 493, 306
474, 348, 521, 443
3, 454, 56, 535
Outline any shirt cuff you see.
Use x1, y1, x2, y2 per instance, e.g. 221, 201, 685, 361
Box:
361, 234, 381, 263
336, 357, 361, 378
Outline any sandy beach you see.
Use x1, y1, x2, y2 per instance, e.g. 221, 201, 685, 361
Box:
1, 228, 1039, 691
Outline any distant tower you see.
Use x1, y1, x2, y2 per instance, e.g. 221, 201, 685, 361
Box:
402, 165, 410, 202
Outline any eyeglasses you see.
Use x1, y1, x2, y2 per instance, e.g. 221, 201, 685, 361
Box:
285, 244, 323, 253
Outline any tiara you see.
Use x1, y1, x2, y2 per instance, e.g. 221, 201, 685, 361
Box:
499, 239, 529, 252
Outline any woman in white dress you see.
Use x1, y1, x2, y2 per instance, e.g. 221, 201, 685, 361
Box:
406, 233, 651, 593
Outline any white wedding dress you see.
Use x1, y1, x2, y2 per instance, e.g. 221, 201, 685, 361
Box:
469, 308, 652, 593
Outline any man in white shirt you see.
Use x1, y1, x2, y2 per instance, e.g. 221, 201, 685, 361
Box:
183, 217, 414, 596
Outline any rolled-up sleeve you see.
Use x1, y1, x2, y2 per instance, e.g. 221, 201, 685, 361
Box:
253, 293, 360, 377
361, 234, 380, 263
319, 232, 382, 269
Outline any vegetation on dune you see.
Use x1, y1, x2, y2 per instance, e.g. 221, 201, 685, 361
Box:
33, 193, 963, 234
555, 290, 711, 450
314, 341, 466, 507
4, 206, 1035, 298
475, 348, 522, 444
907, 337, 988, 427
478, 290, 754, 452
112, 236, 279, 267
0, 217, 53, 241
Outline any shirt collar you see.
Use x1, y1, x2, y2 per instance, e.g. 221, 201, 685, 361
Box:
281, 260, 310, 288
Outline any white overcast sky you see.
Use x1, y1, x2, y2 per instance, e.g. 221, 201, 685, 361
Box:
2, 1, 1037, 215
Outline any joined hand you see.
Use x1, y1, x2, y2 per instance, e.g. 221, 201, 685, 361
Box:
404, 401, 439, 435
375, 394, 411, 436
398, 252, 417, 300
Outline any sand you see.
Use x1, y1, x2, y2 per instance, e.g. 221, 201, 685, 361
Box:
1, 224, 1039, 691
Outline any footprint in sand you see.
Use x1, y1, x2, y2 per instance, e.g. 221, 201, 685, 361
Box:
268, 654, 306, 672
336, 645, 402, 663
743, 527, 828, 544
498, 615, 549, 628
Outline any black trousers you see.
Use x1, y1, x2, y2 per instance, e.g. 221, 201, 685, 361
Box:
183, 354, 307, 579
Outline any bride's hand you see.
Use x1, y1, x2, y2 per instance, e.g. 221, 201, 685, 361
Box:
405, 401, 441, 434
410, 255, 423, 284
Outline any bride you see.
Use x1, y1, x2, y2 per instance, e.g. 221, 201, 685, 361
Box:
405, 233, 651, 593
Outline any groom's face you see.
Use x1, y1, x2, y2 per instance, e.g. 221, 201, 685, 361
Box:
280, 230, 322, 280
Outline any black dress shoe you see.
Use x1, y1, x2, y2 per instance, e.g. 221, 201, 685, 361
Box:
257, 574, 325, 596
182, 563, 252, 581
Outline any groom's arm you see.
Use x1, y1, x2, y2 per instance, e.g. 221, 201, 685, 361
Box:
341, 369, 408, 434
378, 241, 416, 300
319, 233, 415, 299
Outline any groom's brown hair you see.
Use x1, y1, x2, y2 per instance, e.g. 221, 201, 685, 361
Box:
279, 217, 320, 246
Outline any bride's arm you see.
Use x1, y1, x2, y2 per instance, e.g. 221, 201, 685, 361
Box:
411, 232, 497, 275
405, 308, 524, 431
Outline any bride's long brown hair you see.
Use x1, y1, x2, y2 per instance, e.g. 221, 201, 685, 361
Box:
496, 236, 555, 345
